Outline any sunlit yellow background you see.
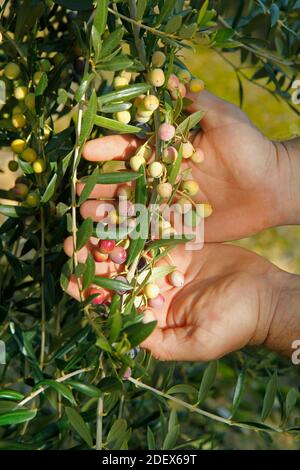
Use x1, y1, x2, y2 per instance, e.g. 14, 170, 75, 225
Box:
184, 45, 300, 275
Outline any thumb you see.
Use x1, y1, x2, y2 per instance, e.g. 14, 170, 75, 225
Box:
185, 88, 248, 131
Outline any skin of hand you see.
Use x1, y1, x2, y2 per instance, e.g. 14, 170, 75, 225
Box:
63, 129, 300, 361
185, 89, 300, 241
64, 235, 299, 361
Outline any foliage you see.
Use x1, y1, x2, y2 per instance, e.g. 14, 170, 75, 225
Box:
0, 0, 299, 450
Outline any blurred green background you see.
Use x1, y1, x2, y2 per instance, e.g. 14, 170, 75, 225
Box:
184, 45, 300, 275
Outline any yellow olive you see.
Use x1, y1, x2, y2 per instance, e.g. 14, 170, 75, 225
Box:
4, 62, 21, 80
33, 71, 43, 85
181, 180, 199, 197
130, 155, 145, 172
143, 95, 159, 111
148, 161, 163, 178
151, 51, 166, 67
32, 158, 46, 173
144, 282, 160, 299
115, 110, 131, 124
24, 93, 36, 110
11, 138, 26, 154
113, 76, 129, 89
189, 78, 205, 93
14, 86, 28, 100
26, 192, 40, 207
147, 68, 165, 87
11, 114, 26, 128
21, 148, 37, 163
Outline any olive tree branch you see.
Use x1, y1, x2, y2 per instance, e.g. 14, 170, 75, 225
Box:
16, 367, 94, 409
128, 377, 281, 434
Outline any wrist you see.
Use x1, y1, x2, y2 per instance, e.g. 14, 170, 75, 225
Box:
262, 269, 300, 358
273, 139, 300, 226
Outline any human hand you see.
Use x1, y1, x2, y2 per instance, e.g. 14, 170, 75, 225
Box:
185, 89, 293, 241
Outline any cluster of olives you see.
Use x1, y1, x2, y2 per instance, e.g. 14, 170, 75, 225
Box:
83, 51, 211, 311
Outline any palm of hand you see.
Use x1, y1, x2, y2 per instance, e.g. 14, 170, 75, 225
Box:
143, 243, 275, 361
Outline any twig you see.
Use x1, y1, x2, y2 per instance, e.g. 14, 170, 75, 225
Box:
39, 206, 46, 369
96, 396, 104, 450
16, 367, 94, 409
128, 377, 281, 434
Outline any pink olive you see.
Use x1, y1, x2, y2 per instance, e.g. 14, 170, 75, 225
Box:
167, 73, 180, 91
158, 123, 176, 141
93, 249, 109, 262
148, 293, 165, 309
162, 146, 178, 163
110, 245, 127, 264
123, 367, 132, 380
98, 239, 116, 254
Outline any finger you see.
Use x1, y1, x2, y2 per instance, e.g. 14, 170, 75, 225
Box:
186, 88, 248, 131
83, 134, 141, 162
66, 276, 111, 302
141, 324, 210, 361
80, 200, 116, 222
76, 182, 134, 199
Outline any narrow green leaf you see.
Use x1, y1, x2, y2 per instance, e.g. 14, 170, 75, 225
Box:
61, 150, 73, 176
98, 83, 151, 107
137, 0, 147, 19
107, 419, 127, 444
197, 0, 209, 25
94, 0, 108, 35
98, 377, 122, 393
261, 373, 277, 422
163, 423, 179, 450
100, 27, 124, 59
83, 253, 96, 290
168, 143, 183, 185
147, 426, 156, 450
76, 217, 93, 251
0, 409, 37, 426
0, 390, 25, 401
65, 406, 93, 447
198, 360, 218, 403
99, 55, 134, 72
167, 384, 198, 396
41, 173, 57, 203
101, 102, 132, 113
36, 379, 76, 404
35, 72, 48, 96
81, 171, 140, 185
79, 90, 97, 144
67, 381, 101, 398
123, 321, 157, 348
75, 73, 94, 103
0, 204, 33, 218
109, 303, 122, 343
93, 276, 132, 292
231, 369, 246, 417
285, 389, 298, 418
94, 115, 141, 133
78, 167, 99, 205
156, 0, 175, 26
145, 235, 194, 251
149, 265, 175, 282
176, 110, 204, 136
